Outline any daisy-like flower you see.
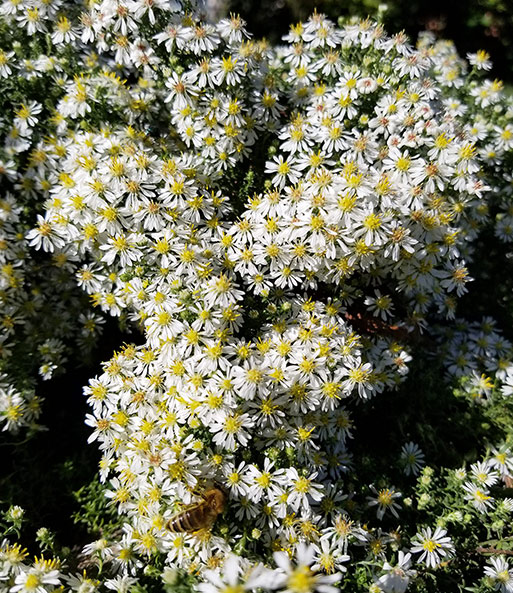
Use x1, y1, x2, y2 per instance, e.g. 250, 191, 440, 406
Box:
341, 361, 375, 399
221, 461, 251, 497
100, 233, 144, 267
488, 446, 513, 479
247, 459, 286, 503
399, 442, 425, 476
410, 526, 454, 568
376, 551, 416, 593
484, 556, 513, 593
0, 49, 14, 78
364, 289, 395, 320
467, 50, 492, 71
366, 485, 402, 520
286, 468, 324, 512
464, 371, 494, 402
438, 261, 472, 297
197, 553, 274, 593
52, 15, 77, 45
64, 572, 100, 592
462, 481, 494, 513
265, 155, 302, 189
165, 71, 200, 109
16, 7, 46, 35
321, 514, 355, 554
104, 575, 138, 592
11, 568, 61, 593
470, 460, 499, 487
204, 274, 245, 308
26, 215, 66, 252
210, 411, 254, 450
13, 100, 42, 132
311, 539, 350, 575
274, 543, 342, 593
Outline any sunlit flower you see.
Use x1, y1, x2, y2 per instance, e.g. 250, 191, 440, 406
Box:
410, 527, 454, 568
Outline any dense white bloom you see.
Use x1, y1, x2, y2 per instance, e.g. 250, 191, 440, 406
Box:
4, 2, 513, 591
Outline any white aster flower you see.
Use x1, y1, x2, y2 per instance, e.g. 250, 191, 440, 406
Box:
14, 100, 42, 132
470, 460, 499, 487
210, 411, 254, 450
274, 543, 342, 593
26, 215, 66, 252
484, 556, 513, 593
311, 539, 350, 575
196, 553, 274, 593
364, 289, 395, 320
286, 468, 324, 512
377, 551, 416, 593
467, 50, 492, 71
11, 569, 61, 593
410, 526, 454, 568
399, 442, 425, 476
265, 155, 302, 189
366, 485, 402, 520
462, 481, 494, 513
489, 446, 513, 479
104, 575, 138, 592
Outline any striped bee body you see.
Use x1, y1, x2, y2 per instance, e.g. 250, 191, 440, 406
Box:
166, 488, 226, 533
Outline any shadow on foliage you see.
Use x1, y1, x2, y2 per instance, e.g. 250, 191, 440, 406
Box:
0, 319, 143, 553
350, 352, 501, 484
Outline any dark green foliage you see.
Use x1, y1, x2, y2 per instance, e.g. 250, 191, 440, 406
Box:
0, 320, 136, 556
72, 480, 121, 537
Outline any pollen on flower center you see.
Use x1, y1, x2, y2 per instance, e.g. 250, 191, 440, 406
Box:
224, 414, 242, 433
223, 586, 244, 593
215, 275, 232, 293
287, 566, 316, 593
294, 477, 311, 493
378, 489, 393, 505
423, 539, 440, 553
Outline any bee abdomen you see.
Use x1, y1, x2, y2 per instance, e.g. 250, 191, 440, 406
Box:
167, 506, 206, 533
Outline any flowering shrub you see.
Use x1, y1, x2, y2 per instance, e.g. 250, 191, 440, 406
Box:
2, 0, 513, 592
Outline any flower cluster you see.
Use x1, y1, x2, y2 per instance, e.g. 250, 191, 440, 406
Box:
455, 446, 513, 515
230, 20, 482, 325
2, 0, 513, 590
0, 540, 64, 593
419, 34, 513, 248
0, 191, 105, 432
439, 317, 513, 383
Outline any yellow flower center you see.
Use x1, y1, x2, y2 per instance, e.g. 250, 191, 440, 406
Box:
423, 539, 440, 553
224, 414, 242, 434
24, 574, 41, 590
287, 566, 315, 593
294, 477, 311, 493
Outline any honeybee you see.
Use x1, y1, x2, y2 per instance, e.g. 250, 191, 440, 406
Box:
165, 488, 226, 533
